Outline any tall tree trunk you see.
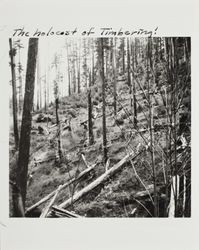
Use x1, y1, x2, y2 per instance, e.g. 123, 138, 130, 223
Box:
68, 71, 71, 96
134, 38, 138, 68
15, 38, 38, 212
17, 46, 23, 114
36, 52, 40, 110
77, 70, 80, 94
77, 41, 81, 94
9, 38, 19, 149
131, 40, 137, 127
88, 71, 94, 145
55, 97, 62, 162
100, 38, 108, 164
112, 38, 117, 116
127, 39, 132, 112
66, 42, 71, 96
122, 38, 125, 74
73, 65, 76, 94
147, 38, 158, 217
44, 74, 47, 112
92, 39, 95, 85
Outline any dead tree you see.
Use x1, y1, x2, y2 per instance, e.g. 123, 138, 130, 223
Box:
121, 38, 126, 74
59, 150, 142, 209
147, 38, 158, 217
15, 38, 38, 213
66, 41, 71, 96
100, 38, 108, 164
127, 38, 132, 112
9, 38, 19, 149
88, 70, 94, 145
55, 97, 62, 162
131, 39, 137, 127
36, 51, 41, 110
15, 40, 24, 114
112, 38, 117, 116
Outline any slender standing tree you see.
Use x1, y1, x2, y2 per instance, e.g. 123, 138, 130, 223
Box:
9, 38, 19, 149
66, 41, 71, 96
52, 53, 62, 163
36, 51, 41, 110
100, 38, 108, 164
127, 38, 132, 112
147, 37, 158, 217
15, 40, 24, 114
15, 38, 38, 214
88, 70, 94, 145
112, 38, 117, 116
131, 39, 137, 127
121, 38, 126, 74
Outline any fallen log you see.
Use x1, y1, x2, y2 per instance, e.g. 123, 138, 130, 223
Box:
25, 163, 97, 214
50, 206, 82, 218
130, 184, 164, 201
133, 184, 154, 198
40, 185, 62, 218
59, 150, 143, 209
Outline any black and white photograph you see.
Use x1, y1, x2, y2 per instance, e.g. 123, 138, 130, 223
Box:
9, 37, 191, 218
1, 0, 199, 249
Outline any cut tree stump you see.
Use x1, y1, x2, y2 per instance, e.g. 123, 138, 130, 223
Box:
59, 150, 143, 209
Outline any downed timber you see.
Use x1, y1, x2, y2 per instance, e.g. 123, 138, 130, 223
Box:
49, 206, 82, 218
59, 149, 143, 209
132, 185, 164, 200
26, 163, 97, 214
81, 153, 90, 168
133, 184, 154, 198
40, 185, 62, 218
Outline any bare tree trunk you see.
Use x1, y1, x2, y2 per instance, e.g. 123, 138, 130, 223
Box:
112, 38, 117, 116
77, 69, 81, 94
66, 42, 71, 96
100, 38, 108, 164
55, 97, 62, 162
122, 38, 125, 74
15, 38, 38, 211
87, 42, 95, 145
77, 40, 81, 94
9, 38, 19, 149
127, 38, 132, 112
147, 38, 158, 217
17, 46, 23, 114
36, 52, 40, 110
88, 71, 94, 145
131, 39, 137, 127
44, 74, 47, 112
133, 58, 137, 127
73, 53, 77, 94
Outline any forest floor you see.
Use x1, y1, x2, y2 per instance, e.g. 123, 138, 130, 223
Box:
9, 77, 182, 217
